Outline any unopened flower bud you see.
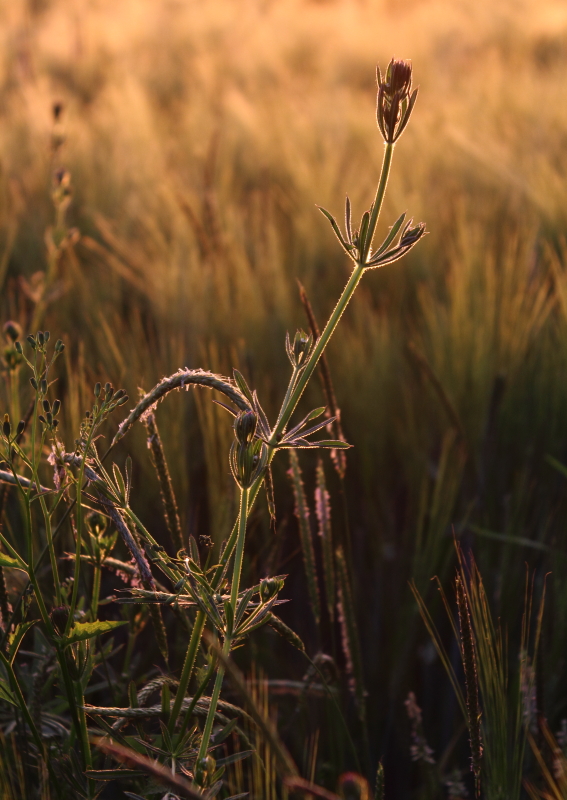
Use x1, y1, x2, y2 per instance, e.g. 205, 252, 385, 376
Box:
234, 410, 257, 445
16, 420, 25, 437
2, 415, 11, 439
376, 58, 418, 144
195, 755, 216, 787
50, 605, 70, 634
293, 329, 311, 365
400, 222, 427, 247
3, 321, 21, 343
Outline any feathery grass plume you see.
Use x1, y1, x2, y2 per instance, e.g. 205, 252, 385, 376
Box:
405, 691, 436, 765
267, 612, 306, 653
288, 448, 321, 628
141, 406, 184, 553
315, 458, 335, 624
336, 545, 366, 721
374, 762, 385, 800
455, 573, 483, 798
298, 282, 346, 479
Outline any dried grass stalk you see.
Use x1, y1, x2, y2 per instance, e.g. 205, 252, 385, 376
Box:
336, 545, 366, 721
141, 409, 184, 553
288, 449, 321, 627
315, 458, 335, 623
455, 574, 483, 797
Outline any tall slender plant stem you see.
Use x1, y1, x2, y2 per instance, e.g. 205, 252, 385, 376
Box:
230, 487, 249, 608
271, 142, 394, 440
167, 610, 206, 734
170, 137, 395, 749
194, 487, 249, 762
212, 141, 396, 580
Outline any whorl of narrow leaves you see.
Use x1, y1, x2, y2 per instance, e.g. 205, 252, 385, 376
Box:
298, 282, 347, 478
455, 574, 483, 797
288, 449, 321, 627
336, 545, 366, 721
315, 459, 335, 623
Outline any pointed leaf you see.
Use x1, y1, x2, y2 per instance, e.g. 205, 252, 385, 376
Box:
372, 211, 406, 258
8, 620, 37, 664
233, 369, 254, 405
125, 455, 133, 504
0, 552, 27, 571
59, 619, 128, 646
0, 677, 17, 706
85, 769, 145, 780
317, 206, 354, 255
358, 210, 370, 253
309, 440, 352, 449
345, 195, 353, 244
215, 750, 254, 768
112, 463, 127, 503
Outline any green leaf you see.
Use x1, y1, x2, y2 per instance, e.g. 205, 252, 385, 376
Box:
373, 211, 406, 258
0, 677, 17, 706
311, 440, 352, 449
8, 620, 37, 664
317, 206, 354, 255
215, 750, 254, 768
59, 619, 128, 646
0, 552, 27, 571
85, 769, 145, 780
233, 369, 254, 405
546, 454, 567, 480
306, 407, 326, 422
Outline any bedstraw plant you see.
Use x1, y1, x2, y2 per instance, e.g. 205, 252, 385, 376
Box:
0, 60, 425, 797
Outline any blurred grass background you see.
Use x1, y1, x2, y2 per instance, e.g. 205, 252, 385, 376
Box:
3, 0, 567, 794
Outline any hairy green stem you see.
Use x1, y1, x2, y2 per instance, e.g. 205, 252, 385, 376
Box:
167, 610, 206, 734
196, 637, 230, 766
363, 142, 394, 261
195, 487, 249, 762
231, 488, 249, 608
